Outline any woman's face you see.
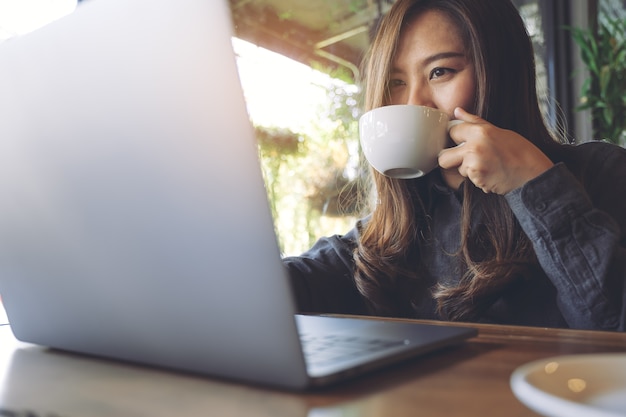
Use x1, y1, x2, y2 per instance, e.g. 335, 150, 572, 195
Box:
388, 9, 476, 118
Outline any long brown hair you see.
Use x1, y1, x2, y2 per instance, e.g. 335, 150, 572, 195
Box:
354, 0, 564, 320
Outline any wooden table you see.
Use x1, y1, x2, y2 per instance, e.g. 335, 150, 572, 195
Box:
1, 311, 625, 417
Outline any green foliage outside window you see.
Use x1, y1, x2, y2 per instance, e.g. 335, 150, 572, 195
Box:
255, 76, 363, 255
570, 17, 626, 146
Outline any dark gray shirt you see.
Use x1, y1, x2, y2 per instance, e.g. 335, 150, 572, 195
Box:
283, 141, 626, 331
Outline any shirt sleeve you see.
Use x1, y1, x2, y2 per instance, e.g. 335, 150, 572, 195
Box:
282, 226, 369, 315
505, 143, 626, 330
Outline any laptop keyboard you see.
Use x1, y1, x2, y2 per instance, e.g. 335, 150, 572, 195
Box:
299, 333, 408, 368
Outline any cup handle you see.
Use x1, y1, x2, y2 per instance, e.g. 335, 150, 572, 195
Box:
447, 119, 464, 130
446, 120, 465, 148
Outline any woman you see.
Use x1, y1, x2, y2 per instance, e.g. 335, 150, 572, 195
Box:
284, 0, 626, 331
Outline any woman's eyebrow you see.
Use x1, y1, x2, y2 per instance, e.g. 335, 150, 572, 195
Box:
422, 51, 466, 66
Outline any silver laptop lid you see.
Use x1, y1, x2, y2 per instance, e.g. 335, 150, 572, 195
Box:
0, 0, 309, 389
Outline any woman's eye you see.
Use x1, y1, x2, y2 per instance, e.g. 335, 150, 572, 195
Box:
388, 79, 406, 88
429, 67, 453, 79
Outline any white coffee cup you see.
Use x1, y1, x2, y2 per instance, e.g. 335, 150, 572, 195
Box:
359, 105, 461, 179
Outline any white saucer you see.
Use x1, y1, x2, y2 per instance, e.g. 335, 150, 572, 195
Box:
510, 353, 626, 417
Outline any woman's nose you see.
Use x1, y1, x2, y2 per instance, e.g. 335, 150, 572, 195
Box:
405, 85, 434, 107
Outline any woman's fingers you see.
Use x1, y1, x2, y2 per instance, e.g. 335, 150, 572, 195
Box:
438, 107, 553, 194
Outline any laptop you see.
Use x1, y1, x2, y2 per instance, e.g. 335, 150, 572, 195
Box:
0, 0, 476, 390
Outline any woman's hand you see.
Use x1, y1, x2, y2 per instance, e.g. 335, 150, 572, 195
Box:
438, 107, 554, 194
